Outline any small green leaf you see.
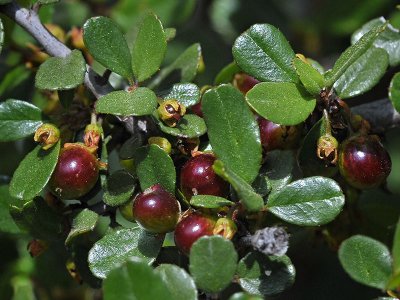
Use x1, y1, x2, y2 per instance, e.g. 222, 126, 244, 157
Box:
334, 47, 388, 99
154, 114, 207, 138
95, 88, 158, 116
134, 145, 176, 194
232, 24, 298, 83
189, 236, 238, 293
10, 142, 60, 201
392, 218, 400, 278
389, 72, 400, 113
246, 82, 316, 125
83, 16, 133, 79
0, 185, 20, 234
132, 13, 167, 82
164, 28, 176, 41
267, 176, 345, 226
155, 264, 197, 300
214, 62, 241, 85
293, 57, 325, 95
202, 84, 261, 183
237, 252, 295, 297
35, 50, 86, 90
0, 18, 3, 55
170, 43, 202, 82
229, 292, 263, 300
325, 24, 385, 87
104, 260, 174, 300
190, 195, 234, 209
65, 209, 99, 245
213, 160, 263, 212
165, 83, 200, 107
0, 99, 43, 142
338, 235, 392, 289
103, 170, 136, 207
88, 227, 164, 279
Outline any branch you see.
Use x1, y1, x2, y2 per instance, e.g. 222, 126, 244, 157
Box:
0, 1, 113, 99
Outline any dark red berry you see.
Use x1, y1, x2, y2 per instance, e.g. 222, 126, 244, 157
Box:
174, 212, 216, 255
133, 184, 181, 233
190, 102, 203, 118
338, 135, 391, 189
180, 154, 229, 199
233, 73, 260, 94
49, 143, 99, 200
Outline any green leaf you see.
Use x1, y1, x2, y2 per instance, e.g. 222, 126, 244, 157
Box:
132, 13, 167, 82
325, 24, 385, 87
83, 16, 133, 79
202, 84, 261, 183
154, 113, 207, 138
104, 260, 174, 300
189, 236, 238, 293
57, 89, 75, 109
0, 18, 3, 55
134, 145, 176, 194
95, 88, 158, 116
392, 218, 400, 278
389, 72, 400, 113
165, 83, 200, 108
214, 62, 241, 85
229, 292, 263, 300
11, 276, 35, 300
9, 142, 60, 201
246, 82, 316, 125
293, 57, 325, 95
119, 135, 146, 160
190, 195, 234, 209
65, 209, 99, 245
155, 264, 197, 300
237, 252, 295, 297
232, 24, 298, 83
38, 0, 59, 4
35, 50, 86, 90
103, 170, 136, 207
338, 235, 392, 289
0, 185, 20, 234
170, 43, 202, 82
334, 47, 388, 99
88, 227, 164, 279
213, 160, 263, 213
267, 176, 345, 226
0, 99, 43, 142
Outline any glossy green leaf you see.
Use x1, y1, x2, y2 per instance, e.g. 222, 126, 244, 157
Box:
0, 99, 43, 142
293, 57, 325, 95
88, 227, 164, 279
213, 160, 263, 213
189, 236, 238, 293
134, 145, 176, 194
237, 252, 295, 296
392, 218, 400, 277
10, 197, 62, 240
190, 195, 234, 209
267, 176, 345, 226
246, 82, 316, 125
35, 50, 86, 90
154, 114, 207, 138
0, 185, 20, 234
0, 18, 3, 55
334, 47, 388, 99
232, 24, 298, 83
214, 62, 241, 85
229, 292, 263, 300
103, 170, 136, 207
202, 84, 261, 183
9, 142, 60, 201
156, 264, 197, 300
132, 13, 167, 82
83, 16, 133, 79
170, 43, 202, 82
389, 72, 400, 113
104, 260, 174, 300
165, 83, 200, 107
338, 235, 392, 289
96, 88, 158, 116
325, 24, 385, 86
65, 209, 99, 245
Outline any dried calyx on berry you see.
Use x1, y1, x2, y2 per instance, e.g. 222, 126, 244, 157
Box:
157, 99, 186, 127
317, 133, 339, 165
34, 123, 60, 150
241, 226, 290, 256
84, 123, 103, 150
213, 217, 237, 240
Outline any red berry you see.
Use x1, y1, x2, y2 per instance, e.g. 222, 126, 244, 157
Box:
174, 212, 216, 255
338, 135, 391, 189
190, 102, 203, 118
49, 143, 99, 200
180, 154, 229, 199
133, 184, 181, 233
234, 73, 260, 94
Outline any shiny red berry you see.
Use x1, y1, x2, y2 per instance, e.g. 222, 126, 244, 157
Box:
133, 184, 181, 233
180, 154, 229, 199
49, 143, 99, 200
338, 135, 391, 189
233, 73, 260, 94
190, 102, 203, 118
174, 212, 216, 255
